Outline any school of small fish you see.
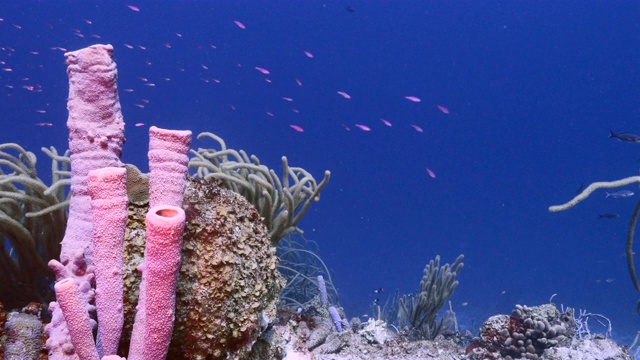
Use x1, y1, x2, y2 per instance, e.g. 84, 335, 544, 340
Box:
0, 5, 453, 180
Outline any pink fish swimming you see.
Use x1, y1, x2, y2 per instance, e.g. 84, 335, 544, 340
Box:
425, 167, 436, 179
290, 124, 304, 132
355, 124, 371, 132
234, 20, 246, 29
255, 66, 270, 75
337, 91, 351, 99
410, 124, 423, 132
405, 96, 421, 103
304, 50, 314, 58
380, 118, 392, 126
127, 4, 140, 12
437, 105, 450, 114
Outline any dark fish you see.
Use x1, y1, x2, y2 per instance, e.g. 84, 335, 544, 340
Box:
373, 287, 383, 294
609, 130, 640, 143
576, 183, 585, 194
345, 5, 355, 12
599, 213, 620, 219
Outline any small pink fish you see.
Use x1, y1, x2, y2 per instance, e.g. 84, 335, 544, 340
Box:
234, 20, 246, 29
290, 124, 304, 132
380, 118, 392, 126
355, 124, 371, 132
35, 122, 53, 127
255, 66, 270, 75
410, 124, 424, 133
337, 91, 351, 99
127, 4, 140, 12
341, 124, 351, 131
35, 109, 46, 114
134, 122, 145, 127
295, 78, 303, 86
265, 111, 274, 116
405, 96, 421, 103
425, 167, 436, 179
281, 97, 293, 102
123, 43, 134, 49
134, 104, 145, 109
437, 105, 449, 114
304, 50, 314, 58
291, 108, 300, 113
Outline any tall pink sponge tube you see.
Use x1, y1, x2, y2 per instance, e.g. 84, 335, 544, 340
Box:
54, 278, 100, 360
148, 126, 192, 208
88, 167, 128, 357
128, 205, 186, 360
47, 43, 125, 360
61, 43, 125, 265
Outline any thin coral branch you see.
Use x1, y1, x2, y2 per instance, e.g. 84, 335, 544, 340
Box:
549, 176, 640, 212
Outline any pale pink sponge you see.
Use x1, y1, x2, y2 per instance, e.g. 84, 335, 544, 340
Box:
87, 167, 128, 357
47, 43, 125, 360
128, 205, 186, 360
148, 126, 192, 208
54, 278, 100, 360
61, 43, 125, 264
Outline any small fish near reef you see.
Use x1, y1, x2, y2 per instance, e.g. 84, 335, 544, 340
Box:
599, 213, 620, 219
609, 130, 640, 143
605, 190, 634, 198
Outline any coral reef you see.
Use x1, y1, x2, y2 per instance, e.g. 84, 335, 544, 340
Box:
277, 234, 339, 309
398, 254, 464, 340
0, 144, 67, 309
467, 303, 576, 359
0, 301, 48, 360
189, 132, 330, 245
119, 177, 283, 359
250, 302, 630, 360
169, 177, 283, 359
4, 311, 43, 359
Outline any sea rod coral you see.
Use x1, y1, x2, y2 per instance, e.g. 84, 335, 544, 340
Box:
549, 176, 640, 293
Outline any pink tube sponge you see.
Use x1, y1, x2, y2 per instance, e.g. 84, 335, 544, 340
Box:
148, 126, 192, 208
47, 43, 126, 360
128, 205, 186, 360
87, 167, 128, 357
62, 43, 125, 265
54, 278, 100, 360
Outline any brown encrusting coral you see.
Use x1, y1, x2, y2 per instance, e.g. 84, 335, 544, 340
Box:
118, 176, 283, 359
170, 177, 284, 359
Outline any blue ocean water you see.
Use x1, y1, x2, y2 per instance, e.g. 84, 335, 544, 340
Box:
1, 0, 639, 348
